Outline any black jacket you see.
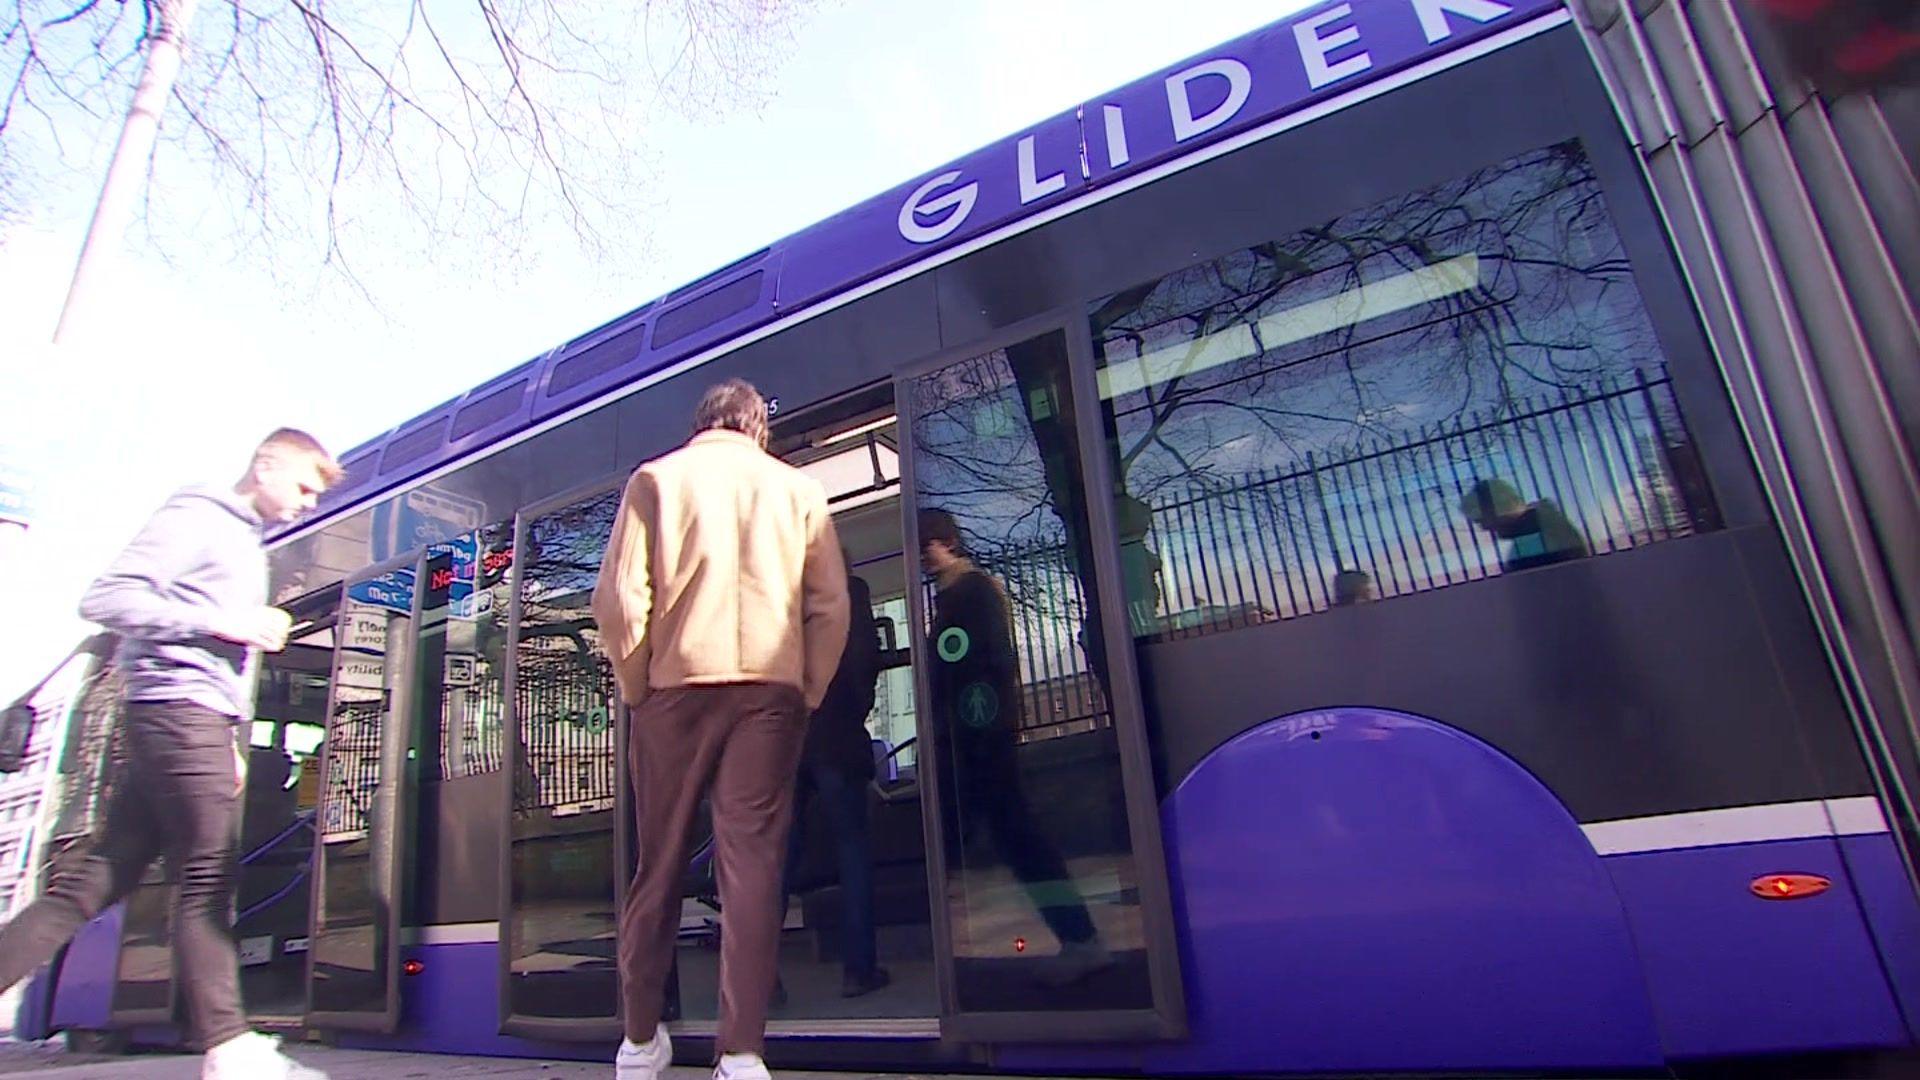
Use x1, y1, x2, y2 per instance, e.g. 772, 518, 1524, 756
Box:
802, 574, 881, 778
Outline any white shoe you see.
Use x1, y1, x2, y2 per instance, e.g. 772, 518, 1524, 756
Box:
713, 1050, 772, 1080
616, 1023, 673, 1080
1037, 936, 1116, 987
202, 1031, 330, 1079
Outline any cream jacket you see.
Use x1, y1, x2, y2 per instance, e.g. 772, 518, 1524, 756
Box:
591, 429, 850, 709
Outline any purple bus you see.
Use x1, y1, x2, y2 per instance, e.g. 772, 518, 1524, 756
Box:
20, 0, 1920, 1074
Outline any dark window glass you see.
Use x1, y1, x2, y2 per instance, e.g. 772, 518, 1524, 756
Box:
548, 323, 649, 398
1089, 140, 1722, 637
907, 331, 1153, 1014
451, 380, 531, 442
420, 524, 512, 781
652, 271, 765, 349
378, 419, 451, 475
505, 490, 621, 1021
310, 591, 411, 1017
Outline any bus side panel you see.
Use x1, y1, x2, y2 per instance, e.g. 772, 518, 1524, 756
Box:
1003, 707, 1663, 1074
1602, 839, 1908, 1058
1838, 832, 1920, 1042
46, 903, 122, 1032
334, 942, 606, 1061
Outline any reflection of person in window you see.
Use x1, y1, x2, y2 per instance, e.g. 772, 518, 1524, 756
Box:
1459, 478, 1589, 572
918, 509, 1115, 987
1332, 569, 1374, 606
1116, 493, 1162, 635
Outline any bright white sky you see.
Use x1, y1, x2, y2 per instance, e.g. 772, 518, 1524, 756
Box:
0, 0, 1313, 699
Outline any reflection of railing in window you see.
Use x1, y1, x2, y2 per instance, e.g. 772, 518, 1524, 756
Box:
920, 550, 1113, 744
1131, 370, 1717, 639
441, 663, 506, 780
963, 371, 1719, 718
513, 643, 617, 815
48, 664, 123, 848
321, 699, 384, 841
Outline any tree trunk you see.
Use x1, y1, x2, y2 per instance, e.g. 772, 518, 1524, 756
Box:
52, 0, 202, 345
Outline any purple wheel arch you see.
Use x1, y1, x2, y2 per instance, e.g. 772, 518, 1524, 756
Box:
1001, 706, 1910, 1073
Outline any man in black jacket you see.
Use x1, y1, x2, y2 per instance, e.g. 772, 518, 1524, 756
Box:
782, 562, 889, 998
917, 509, 1113, 987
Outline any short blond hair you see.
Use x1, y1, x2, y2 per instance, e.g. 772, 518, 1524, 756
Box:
255, 428, 344, 488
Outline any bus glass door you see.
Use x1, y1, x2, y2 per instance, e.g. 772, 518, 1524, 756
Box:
305, 557, 419, 1032
498, 483, 625, 1039
896, 319, 1186, 1041
238, 586, 341, 1024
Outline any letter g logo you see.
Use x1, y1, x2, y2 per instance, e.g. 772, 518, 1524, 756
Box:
897, 170, 979, 244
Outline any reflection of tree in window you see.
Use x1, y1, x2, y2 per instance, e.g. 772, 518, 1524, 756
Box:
1087, 140, 1722, 637
909, 348, 1111, 738
425, 523, 514, 781
515, 492, 620, 815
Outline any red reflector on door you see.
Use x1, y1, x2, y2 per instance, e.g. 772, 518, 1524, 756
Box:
1750, 873, 1831, 900
403, 959, 426, 976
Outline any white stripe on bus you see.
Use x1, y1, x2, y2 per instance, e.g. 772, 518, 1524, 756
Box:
1582, 796, 1887, 856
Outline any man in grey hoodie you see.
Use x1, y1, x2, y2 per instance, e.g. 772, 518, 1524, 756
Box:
0, 429, 341, 1080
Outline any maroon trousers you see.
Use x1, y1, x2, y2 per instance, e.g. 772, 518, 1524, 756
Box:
619, 683, 807, 1053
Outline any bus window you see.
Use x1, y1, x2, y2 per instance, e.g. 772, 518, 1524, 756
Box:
1089, 139, 1722, 639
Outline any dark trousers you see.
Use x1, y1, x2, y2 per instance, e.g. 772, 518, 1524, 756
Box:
619, 684, 806, 1054
781, 759, 877, 976
0, 701, 248, 1049
954, 742, 1096, 947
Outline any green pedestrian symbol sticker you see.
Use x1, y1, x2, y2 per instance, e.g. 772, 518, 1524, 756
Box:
936, 627, 970, 662
959, 682, 999, 729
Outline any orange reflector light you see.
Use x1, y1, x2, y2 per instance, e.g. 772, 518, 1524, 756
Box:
1014, 937, 1027, 953
1750, 873, 1831, 900
403, 959, 426, 976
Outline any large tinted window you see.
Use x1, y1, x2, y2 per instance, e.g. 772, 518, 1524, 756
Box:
1090, 140, 1720, 637
504, 489, 621, 1021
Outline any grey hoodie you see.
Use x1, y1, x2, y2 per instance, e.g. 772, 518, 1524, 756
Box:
79, 485, 267, 722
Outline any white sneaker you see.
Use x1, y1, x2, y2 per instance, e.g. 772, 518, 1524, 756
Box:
713, 1050, 772, 1080
202, 1031, 330, 1079
1036, 936, 1116, 987
616, 1023, 673, 1080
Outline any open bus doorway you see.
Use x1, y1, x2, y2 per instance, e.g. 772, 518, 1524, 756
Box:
235, 590, 337, 1026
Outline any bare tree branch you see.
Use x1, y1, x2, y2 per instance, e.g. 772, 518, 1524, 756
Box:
0, 0, 830, 281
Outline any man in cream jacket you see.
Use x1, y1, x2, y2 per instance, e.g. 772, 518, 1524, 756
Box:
592, 379, 849, 1080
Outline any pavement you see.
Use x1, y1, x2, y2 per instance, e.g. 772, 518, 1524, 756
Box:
4, 1039, 1917, 1079
0, 1042, 945, 1079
